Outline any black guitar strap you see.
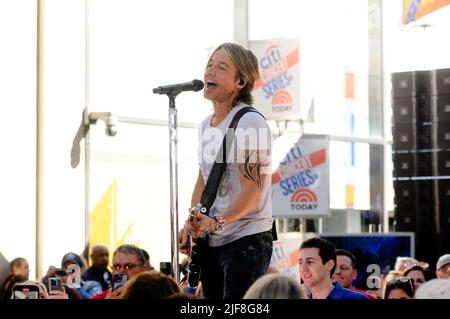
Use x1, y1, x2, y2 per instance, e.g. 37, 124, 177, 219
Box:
199, 106, 260, 213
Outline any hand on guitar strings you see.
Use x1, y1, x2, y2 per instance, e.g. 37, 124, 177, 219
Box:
186, 213, 217, 238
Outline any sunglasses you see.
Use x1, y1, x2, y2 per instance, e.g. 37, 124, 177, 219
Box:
387, 276, 413, 286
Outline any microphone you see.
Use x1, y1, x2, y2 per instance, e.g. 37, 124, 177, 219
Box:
153, 79, 204, 95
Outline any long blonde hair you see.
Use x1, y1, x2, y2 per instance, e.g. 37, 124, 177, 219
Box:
243, 273, 305, 299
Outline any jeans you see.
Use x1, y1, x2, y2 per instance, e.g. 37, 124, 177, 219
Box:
200, 230, 273, 299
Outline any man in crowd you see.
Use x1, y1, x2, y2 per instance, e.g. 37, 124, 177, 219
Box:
82, 244, 112, 291
91, 244, 146, 299
298, 237, 368, 299
332, 249, 375, 299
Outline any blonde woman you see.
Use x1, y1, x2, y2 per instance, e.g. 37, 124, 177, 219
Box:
243, 273, 305, 299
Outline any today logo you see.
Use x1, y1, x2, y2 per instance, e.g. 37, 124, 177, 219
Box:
272, 90, 292, 113
290, 188, 318, 211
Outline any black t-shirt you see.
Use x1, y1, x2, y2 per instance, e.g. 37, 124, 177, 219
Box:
81, 267, 112, 291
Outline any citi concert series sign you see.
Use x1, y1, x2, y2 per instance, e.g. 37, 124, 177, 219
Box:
272, 134, 330, 218
249, 38, 300, 120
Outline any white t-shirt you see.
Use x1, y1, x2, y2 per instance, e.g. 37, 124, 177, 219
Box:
197, 103, 273, 247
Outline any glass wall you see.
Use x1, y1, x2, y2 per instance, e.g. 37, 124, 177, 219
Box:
0, 0, 37, 279
248, 0, 375, 225
86, 0, 234, 270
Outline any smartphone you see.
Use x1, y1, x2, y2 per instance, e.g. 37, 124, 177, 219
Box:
112, 274, 128, 291
55, 268, 67, 277
49, 277, 63, 293
160, 262, 172, 276
13, 284, 40, 299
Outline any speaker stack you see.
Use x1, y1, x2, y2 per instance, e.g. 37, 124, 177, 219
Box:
392, 68, 450, 267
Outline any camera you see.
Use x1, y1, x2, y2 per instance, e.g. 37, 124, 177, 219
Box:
55, 268, 67, 277
84, 109, 119, 137
49, 277, 63, 292
112, 273, 128, 291
105, 114, 118, 137
160, 262, 172, 276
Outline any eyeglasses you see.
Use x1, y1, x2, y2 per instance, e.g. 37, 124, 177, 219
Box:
387, 276, 411, 285
110, 263, 143, 271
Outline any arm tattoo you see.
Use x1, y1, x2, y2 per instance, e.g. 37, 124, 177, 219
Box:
238, 150, 268, 189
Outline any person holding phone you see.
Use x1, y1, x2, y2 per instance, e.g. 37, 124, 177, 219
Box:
41, 252, 85, 299
90, 244, 146, 299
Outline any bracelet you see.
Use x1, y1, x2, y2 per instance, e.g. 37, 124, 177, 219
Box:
212, 216, 225, 232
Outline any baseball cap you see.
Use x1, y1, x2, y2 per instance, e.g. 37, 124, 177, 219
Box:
415, 279, 450, 299
436, 254, 450, 271
61, 252, 84, 268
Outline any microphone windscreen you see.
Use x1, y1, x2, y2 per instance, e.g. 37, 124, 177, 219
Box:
192, 79, 204, 92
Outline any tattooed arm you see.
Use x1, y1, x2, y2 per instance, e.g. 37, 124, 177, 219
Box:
214, 149, 270, 226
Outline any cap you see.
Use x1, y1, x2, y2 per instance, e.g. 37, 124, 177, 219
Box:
394, 257, 418, 272
436, 254, 450, 271
415, 279, 450, 299
61, 252, 84, 268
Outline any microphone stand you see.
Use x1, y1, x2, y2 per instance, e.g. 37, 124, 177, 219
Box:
153, 82, 204, 283
167, 92, 180, 283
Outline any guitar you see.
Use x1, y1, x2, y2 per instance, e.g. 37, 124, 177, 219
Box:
186, 203, 207, 288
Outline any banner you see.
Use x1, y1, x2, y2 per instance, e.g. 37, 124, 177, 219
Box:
269, 236, 301, 283
249, 38, 300, 120
272, 134, 330, 218
403, 0, 450, 24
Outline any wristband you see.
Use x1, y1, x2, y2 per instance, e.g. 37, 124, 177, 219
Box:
212, 216, 225, 232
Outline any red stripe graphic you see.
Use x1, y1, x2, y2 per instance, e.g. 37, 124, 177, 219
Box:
291, 188, 318, 202
272, 147, 326, 185
254, 48, 299, 91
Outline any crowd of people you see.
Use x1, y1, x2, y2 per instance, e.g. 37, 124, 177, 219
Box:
1, 240, 449, 300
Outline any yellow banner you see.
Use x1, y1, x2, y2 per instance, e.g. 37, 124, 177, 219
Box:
89, 180, 117, 264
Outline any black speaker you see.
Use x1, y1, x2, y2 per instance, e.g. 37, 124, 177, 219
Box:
417, 152, 433, 176
393, 180, 417, 206
394, 179, 434, 206
392, 152, 432, 177
415, 230, 439, 267
392, 153, 416, 177
415, 71, 433, 96
392, 72, 415, 98
392, 97, 416, 124
392, 123, 416, 150
417, 180, 434, 205
416, 94, 433, 123
438, 179, 450, 204
437, 122, 450, 149
441, 229, 450, 253
439, 205, 450, 231
394, 205, 416, 231
417, 206, 436, 233
392, 123, 431, 151
417, 123, 432, 150
437, 152, 450, 176
435, 95, 450, 121
435, 68, 450, 95
392, 71, 433, 97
